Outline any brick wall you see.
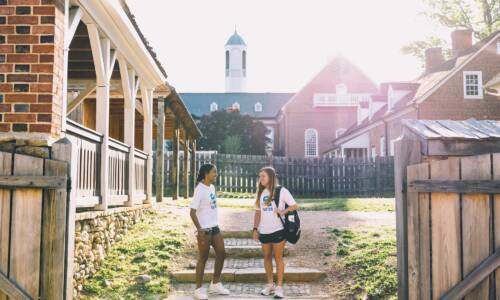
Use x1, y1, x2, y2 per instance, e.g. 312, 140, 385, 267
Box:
0, 0, 65, 143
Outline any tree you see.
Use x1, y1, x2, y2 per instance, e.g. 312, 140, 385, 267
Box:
196, 111, 271, 155
403, 0, 499, 66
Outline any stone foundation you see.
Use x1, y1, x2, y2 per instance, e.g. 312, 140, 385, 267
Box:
73, 204, 151, 296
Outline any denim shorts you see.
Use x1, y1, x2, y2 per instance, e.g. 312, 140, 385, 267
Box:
259, 229, 285, 244
202, 225, 220, 236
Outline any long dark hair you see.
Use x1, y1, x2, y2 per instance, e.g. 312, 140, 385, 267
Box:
256, 166, 278, 208
197, 164, 216, 183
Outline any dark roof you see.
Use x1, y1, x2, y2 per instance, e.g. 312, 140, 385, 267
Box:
179, 93, 294, 119
403, 119, 500, 140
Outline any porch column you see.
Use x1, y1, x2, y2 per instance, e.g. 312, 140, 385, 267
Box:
156, 97, 165, 202
118, 55, 140, 206
171, 119, 180, 200
183, 136, 190, 199
190, 139, 197, 195
87, 23, 114, 211
142, 84, 154, 203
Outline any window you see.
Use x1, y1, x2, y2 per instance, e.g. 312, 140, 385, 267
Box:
313, 93, 370, 107
225, 51, 229, 69
390, 139, 396, 156
380, 136, 385, 157
266, 126, 274, 149
210, 102, 218, 112
232, 102, 240, 110
335, 128, 346, 138
497, 42, 500, 54
463, 71, 483, 99
305, 128, 318, 157
371, 146, 376, 158
242, 50, 246, 69
254, 102, 262, 112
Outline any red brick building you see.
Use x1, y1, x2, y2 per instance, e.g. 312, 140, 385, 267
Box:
277, 55, 379, 157
329, 29, 500, 158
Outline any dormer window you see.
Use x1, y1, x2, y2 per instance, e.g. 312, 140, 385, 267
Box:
210, 102, 218, 112
463, 71, 483, 99
336, 84, 347, 95
232, 102, 240, 110
254, 102, 262, 112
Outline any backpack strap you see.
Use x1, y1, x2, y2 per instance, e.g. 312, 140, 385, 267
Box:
273, 186, 286, 226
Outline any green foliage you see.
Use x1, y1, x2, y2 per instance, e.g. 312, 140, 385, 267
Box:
403, 0, 500, 66
196, 111, 271, 155
327, 227, 397, 300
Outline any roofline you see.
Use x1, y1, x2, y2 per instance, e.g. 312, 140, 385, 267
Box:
79, 0, 167, 88
415, 31, 500, 105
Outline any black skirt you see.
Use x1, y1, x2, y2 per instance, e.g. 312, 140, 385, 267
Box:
259, 229, 286, 244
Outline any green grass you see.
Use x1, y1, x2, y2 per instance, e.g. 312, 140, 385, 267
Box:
326, 226, 397, 299
79, 210, 186, 300
173, 196, 394, 212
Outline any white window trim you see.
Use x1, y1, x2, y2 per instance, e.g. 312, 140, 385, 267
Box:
463, 71, 483, 99
254, 102, 263, 112
210, 102, 218, 112
304, 128, 319, 157
232, 102, 240, 110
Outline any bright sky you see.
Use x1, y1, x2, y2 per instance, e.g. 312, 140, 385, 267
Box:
127, 0, 450, 92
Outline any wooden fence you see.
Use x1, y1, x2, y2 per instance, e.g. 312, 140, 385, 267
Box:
0, 151, 68, 300
404, 153, 500, 299
156, 152, 394, 197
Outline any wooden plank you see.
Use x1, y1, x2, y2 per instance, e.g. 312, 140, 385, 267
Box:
408, 179, 500, 193
460, 154, 491, 300
10, 154, 43, 298
171, 119, 179, 200
40, 160, 67, 300
156, 98, 165, 202
407, 162, 430, 300
440, 249, 500, 300
430, 157, 461, 300
0, 152, 12, 300
394, 129, 422, 300
0, 272, 31, 300
0, 175, 66, 189
492, 153, 500, 300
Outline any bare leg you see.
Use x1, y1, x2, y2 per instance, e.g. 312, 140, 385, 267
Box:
211, 233, 226, 284
196, 232, 212, 288
261, 243, 274, 285
272, 240, 286, 287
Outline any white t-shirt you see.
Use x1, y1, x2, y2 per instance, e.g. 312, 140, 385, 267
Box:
190, 183, 218, 229
258, 187, 296, 234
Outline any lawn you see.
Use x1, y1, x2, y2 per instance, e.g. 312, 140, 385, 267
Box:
173, 196, 395, 212
79, 209, 187, 300
326, 226, 397, 299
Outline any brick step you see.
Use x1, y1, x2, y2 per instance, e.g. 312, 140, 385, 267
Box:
222, 230, 253, 239
171, 267, 326, 283
166, 283, 329, 299
211, 238, 288, 258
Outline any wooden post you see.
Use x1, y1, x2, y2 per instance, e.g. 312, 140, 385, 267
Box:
118, 55, 139, 206
156, 97, 165, 202
52, 137, 78, 300
87, 23, 112, 211
142, 84, 154, 204
394, 128, 422, 300
190, 139, 197, 195
171, 119, 180, 200
183, 137, 190, 199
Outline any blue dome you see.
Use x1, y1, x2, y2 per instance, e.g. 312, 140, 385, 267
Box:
226, 31, 246, 46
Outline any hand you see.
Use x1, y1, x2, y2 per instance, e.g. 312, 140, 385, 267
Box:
252, 230, 259, 241
277, 209, 287, 217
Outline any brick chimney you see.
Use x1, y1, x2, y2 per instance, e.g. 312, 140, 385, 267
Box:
424, 47, 444, 73
451, 29, 473, 56
0, 0, 65, 146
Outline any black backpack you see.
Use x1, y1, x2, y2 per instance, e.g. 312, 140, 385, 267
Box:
273, 186, 301, 244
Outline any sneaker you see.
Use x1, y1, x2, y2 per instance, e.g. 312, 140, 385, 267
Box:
274, 286, 284, 299
209, 281, 230, 295
261, 283, 275, 296
194, 287, 208, 300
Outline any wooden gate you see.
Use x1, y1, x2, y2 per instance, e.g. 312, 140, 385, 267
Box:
0, 151, 68, 300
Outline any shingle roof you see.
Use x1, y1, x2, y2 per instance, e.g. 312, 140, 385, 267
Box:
179, 93, 293, 119
403, 119, 500, 140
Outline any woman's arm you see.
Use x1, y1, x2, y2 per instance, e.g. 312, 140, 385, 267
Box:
252, 209, 261, 240
190, 208, 202, 231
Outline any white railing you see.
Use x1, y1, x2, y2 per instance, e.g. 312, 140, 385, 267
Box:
134, 149, 147, 203
313, 93, 371, 107
108, 138, 129, 206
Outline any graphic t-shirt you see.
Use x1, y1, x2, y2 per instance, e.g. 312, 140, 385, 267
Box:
258, 187, 296, 234
190, 183, 218, 229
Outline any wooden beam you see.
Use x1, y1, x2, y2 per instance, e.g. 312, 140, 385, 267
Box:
440, 250, 500, 300
408, 179, 500, 193
0, 176, 66, 189
190, 139, 197, 196
171, 119, 180, 200
66, 84, 96, 114
0, 272, 31, 300
156, 97, 165, 203
65, 6, 82, 48
183, 137, 190, 199
142, 84, 154, 203
86, 23, 105, 85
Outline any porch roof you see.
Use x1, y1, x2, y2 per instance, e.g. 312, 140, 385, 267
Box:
403, 119, 500, 140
